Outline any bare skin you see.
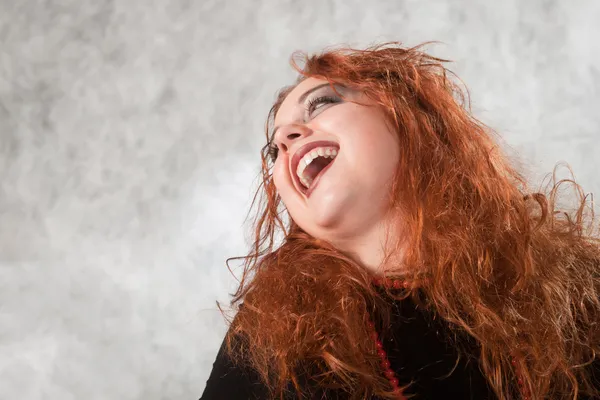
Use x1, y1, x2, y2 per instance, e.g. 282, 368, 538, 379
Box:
271, 78, 407, 274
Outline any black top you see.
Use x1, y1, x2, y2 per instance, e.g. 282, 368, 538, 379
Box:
201, 293, 600, 399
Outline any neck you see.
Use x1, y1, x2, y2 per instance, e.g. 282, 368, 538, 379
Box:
330, 218, 407, 275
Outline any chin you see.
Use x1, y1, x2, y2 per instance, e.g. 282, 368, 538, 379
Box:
309, 208, 345, 232
293, 210, 341, 237
296, 190, 352, 232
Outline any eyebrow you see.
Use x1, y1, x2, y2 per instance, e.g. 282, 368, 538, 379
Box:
270, 83, 335, 141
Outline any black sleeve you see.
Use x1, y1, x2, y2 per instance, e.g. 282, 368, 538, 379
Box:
200, 335, 270, 400
589, 356, 600, 398
200, 333, 346, 400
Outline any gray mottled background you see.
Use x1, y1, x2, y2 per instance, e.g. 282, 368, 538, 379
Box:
0, 0, 598, 399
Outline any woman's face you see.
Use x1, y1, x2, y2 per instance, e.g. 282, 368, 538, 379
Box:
270, 78, 400, 244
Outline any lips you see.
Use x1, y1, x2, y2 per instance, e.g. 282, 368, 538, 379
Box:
290, 140, 340, 195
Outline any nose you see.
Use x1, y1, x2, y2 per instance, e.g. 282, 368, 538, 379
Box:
273, 123, 312, 155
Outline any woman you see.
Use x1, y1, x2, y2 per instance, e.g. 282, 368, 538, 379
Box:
201, 42, 600, 399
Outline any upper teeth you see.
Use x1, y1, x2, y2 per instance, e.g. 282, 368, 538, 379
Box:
296, 146, 338, 188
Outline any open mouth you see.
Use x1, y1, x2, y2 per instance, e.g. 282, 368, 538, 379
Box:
299, 152, 335, 189
292, 144, 339, 196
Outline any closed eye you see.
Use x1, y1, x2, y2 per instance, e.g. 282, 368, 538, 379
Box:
267, 143, 278, 163
305, 95, 340, 116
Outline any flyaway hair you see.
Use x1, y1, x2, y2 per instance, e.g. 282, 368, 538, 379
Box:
219, 42, 600, 400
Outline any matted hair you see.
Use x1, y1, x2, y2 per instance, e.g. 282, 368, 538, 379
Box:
219, 42, 600, 399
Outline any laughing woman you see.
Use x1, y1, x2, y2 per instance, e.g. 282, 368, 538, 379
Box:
200, 42, 600, 399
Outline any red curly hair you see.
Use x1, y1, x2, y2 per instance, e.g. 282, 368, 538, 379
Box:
219, 42, 600, 399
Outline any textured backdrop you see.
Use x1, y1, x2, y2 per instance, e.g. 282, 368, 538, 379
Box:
1, 0, 599, 399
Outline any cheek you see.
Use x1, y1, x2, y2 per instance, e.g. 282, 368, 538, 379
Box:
272, 162, 295, 201
346, 120, 398, 157
272, 164, 285, 193
272, 161, 286, 185
346, 128, 400, 184
272, 163, 305, 222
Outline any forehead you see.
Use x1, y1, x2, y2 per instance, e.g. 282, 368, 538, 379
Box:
274, 77, 330, 124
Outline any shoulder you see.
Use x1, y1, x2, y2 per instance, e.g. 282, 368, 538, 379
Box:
200, 326, 347, 400
200, 332, 270, 400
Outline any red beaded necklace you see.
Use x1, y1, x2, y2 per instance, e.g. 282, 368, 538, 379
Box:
369, 276, 530, 399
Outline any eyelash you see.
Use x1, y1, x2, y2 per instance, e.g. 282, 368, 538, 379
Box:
305, 95, 339, 115
267, 95, 340, 163
267, 143, 279, 164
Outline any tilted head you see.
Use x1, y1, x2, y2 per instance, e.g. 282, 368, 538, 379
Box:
269, 77, 402, 265
225, 42, 600, 400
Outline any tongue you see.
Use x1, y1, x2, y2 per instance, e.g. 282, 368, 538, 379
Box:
305, 156, 333, 182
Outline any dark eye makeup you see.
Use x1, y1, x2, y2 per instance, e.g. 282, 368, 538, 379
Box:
267, 143, 279, 164
305, 95, 340, 115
